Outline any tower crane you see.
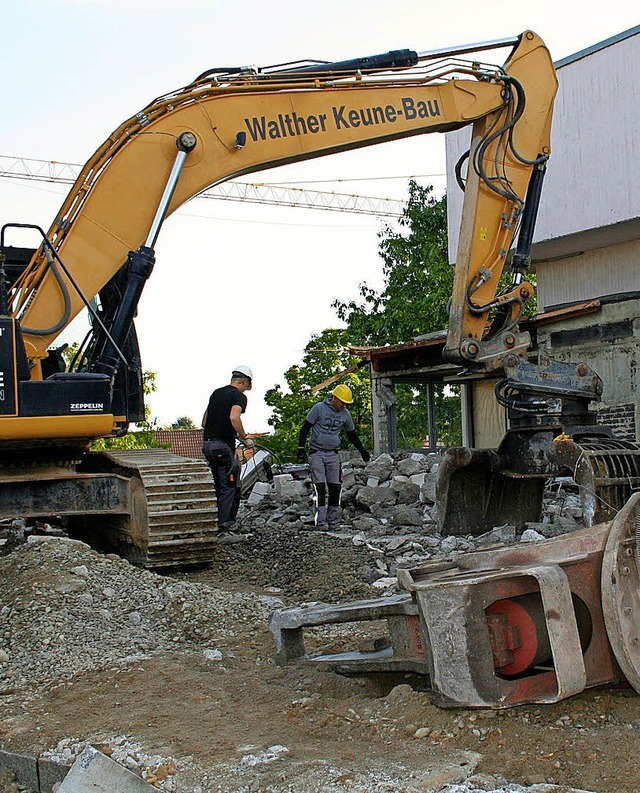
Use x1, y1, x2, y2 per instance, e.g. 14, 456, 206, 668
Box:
0, 155, 405, 218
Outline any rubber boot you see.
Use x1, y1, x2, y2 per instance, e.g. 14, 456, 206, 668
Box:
327, 505, 341, 527
315, 505, 328, 528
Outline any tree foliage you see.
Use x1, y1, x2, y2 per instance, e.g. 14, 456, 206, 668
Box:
334, 181, 461, 449
171, 416, 197, 429
266, 181, 458, 459
333, 182, 451, 345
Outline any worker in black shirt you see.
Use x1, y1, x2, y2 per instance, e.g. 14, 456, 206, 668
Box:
202, 366, 254, 530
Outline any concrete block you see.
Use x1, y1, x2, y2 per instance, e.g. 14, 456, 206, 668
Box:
420, 471, 438, 504
342, 470, 356, 488
38, 757, 73, 793
279, 480, 307, 498
272, 474, 293, 495
58, 746, 152, 792
0, 749, 39, 791
246, 481, 272, 505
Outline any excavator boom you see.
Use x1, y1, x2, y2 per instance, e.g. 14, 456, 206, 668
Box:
11, 31, 556, 383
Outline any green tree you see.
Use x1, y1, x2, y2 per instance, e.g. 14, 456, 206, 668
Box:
265, 181, 464, 457
171, 416, 197, 429
333, 181, 451, 345
92, 369, 166, 450
265, 181, 456, 457
334, 182, 461, 448
264, 182, 453, 458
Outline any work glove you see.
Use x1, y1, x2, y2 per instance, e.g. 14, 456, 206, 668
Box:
242, 437, 256, 448
361, 450, 371, 463
297, 446, 307, 462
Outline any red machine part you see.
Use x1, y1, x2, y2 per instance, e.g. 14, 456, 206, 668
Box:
486, 595, 552, 675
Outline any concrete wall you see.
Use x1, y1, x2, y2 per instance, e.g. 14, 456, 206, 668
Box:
534, 297, 640, 440
536, 237, 640, 311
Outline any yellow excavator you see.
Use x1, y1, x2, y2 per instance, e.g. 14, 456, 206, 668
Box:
0, 32, 636, 569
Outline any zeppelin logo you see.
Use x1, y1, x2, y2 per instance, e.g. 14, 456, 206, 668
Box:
243, 97, 441, 141
70, 402, 104, 411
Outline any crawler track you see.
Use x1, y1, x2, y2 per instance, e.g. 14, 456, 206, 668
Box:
85, 449, 218, 568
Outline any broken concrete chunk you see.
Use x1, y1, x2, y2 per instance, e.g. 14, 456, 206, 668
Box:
521, 528, 546, 542
363, 453, 394, 482
420, 471, 438, 504
247, 481, 273, 505
396, 457, 423, 477
282, 480, 309, 498
397, 482, 421, 505
58, 746, 153, 792
356, 486, 398, 510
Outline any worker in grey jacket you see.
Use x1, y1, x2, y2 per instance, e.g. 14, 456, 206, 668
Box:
297, 384, 370, 528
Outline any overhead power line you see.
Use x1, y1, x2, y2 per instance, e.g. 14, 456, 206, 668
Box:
0, 155, 405, 218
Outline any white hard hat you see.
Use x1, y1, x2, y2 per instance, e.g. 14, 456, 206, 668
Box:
233, 365, 253, 380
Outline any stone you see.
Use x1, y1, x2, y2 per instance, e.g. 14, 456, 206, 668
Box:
397, 457, 423, 477
390, 505, 423, 527
341, 470, 356, 488
363, 454, 394, 482
371, 576, 397, 590
355, 486, 397, 509
521, 528, 546, 542
420, 471, 438, 504
55, 577, 87, 594
279, 480, 308, 498
272, 474, 293, 495
351, 515, 381, 532
397, 482, 421, 505
247, 481, 272, 505
440, 536, 458, 553
0, 750, 38, 791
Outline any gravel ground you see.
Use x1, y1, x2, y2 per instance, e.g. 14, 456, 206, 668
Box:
0, 470, 628, 793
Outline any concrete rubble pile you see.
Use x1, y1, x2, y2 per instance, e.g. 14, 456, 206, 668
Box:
0, 537, 276, 790
239, 451, 585, 591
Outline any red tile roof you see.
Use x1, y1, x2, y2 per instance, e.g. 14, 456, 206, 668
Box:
154, 429, 205, 459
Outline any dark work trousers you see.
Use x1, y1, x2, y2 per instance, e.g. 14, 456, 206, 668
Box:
309, 449, 343, 527
203, 439, 241, 529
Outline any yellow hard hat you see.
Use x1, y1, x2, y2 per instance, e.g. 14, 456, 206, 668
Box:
333, 384, 353, 404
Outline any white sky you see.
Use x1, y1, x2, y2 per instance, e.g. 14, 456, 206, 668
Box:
0, 1, 638, 432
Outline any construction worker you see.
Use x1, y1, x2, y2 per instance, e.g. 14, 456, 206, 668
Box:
202, 366, 255, 531
297, 384, 370, 528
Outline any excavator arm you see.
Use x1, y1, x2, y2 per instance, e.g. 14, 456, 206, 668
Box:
8, 30, 556, 401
